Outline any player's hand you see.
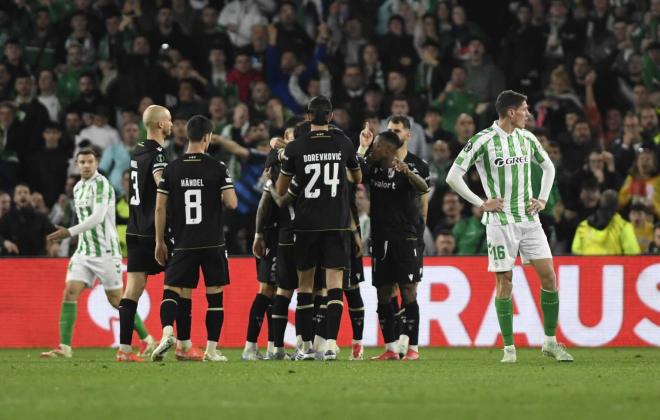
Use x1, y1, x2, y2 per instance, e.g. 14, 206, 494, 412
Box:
359, 122, 374, 148
47, 226, 71, 241
353, 231, 363, 258
393, 157, 410, 175
527, 199, 546, 215
252, 236, 265, 259
481, 198, 504, 212
3, 240, 19, 254
155, 240, 168, 266
270, 136, 286, 149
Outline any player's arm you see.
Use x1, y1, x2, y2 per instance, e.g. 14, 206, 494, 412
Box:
350, 212, 362, 257
48, 181, 110, 241
154, 172, 170, 266
212, 134, 250, 160
446, 139, 503, 212
253, 189, 272, 258
345, 138, 362, 184
219, 162, 238, 209
393, 157, 428, 193
268, 179, 296, 207
277, 143, 295, 195
419, 192, 429, 224
528, 132, 555, 215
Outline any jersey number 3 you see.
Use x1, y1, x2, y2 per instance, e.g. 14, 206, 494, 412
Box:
304, 162, 339, 198
184, 189, 202, 225
130, 170, 140, 205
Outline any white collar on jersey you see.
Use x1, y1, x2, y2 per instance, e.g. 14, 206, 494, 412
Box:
81, 171, 100, 184
491, 120, 517, 140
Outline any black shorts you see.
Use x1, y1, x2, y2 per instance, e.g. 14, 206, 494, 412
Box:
164, 246, 230, 289
126, 235, 164, 275
371, 238, 421, 287
417, 239, 425, 280
276, 243, 298, 291
294, 230, 350, 271
256, 231, 278, 285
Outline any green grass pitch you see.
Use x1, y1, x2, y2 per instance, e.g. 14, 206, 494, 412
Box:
1, 348, 658, 420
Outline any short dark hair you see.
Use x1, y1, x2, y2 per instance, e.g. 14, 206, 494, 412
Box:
495, 90, 527, 117
186, 115, 214, 142
376, 130, 403, 148
76, 147, 98, 159
388, 115, 410, 130
307, 96, 332, 125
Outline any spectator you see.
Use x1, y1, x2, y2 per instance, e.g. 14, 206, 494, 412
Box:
173, 80, 206, 118
377, 15, 416, 73
0, 63, 13, 101
27, 123, 69, 208
99, 122, 140, 195
208, 96, 230, 135
165, 114, 188, 161
602, 108, 623, 147
192, 6, 233, 72
443, 5, 486, 61
434, 190, 464, 232
572, 190, 641, 255
433, 67, 479, 135
360, 43, 386, 91
384, 69, 422, 119
450, 113, 476, 158
558, 118, 596, 174
415, 40, 449, 104
429, 139, 452, 195
337, 18, 368, 66
218, 0, 268, 48
629, 201, 654, 252
557, 178, 602, 252
227, 51, 263, 104
97, 11, 133, 65
647, 223, 660, 254
23, 8, 59, 73
452, 204, 487, 255
14, 72, 51, 156
464, 38, 505, 117
69, 74, 106, 126
567, 148, 619, 206
289, 63, 332, 110
64, 12, 96, 67
0, 183, 57, 256
0, 102, 21, 191
500, 3, 544, 92
618, 147, 660, 216
249, 80, 271, 121
379, 98, 429, 161
0, 190, 10, 218
333, 65, 365, 126
148, 5, 190, 60
2, 39, 29, 82
423, 108, 453, 145
37, 70, 63, 123
77, 105, 121, 152
639, 105, 660, 144
611, 112, 644, 177
435, 230, 456, 256
56, 44, 89, 107
274, 1, 315, 61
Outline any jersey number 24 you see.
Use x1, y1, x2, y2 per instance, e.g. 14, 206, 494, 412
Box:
304, 162, 339, 198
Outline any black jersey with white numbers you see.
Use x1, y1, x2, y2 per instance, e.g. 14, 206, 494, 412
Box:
404, 152, 431, 242
127, 140, 168, 237
280, 129, 360, 231
157, 153, 234, 250
366, 159, 421, 241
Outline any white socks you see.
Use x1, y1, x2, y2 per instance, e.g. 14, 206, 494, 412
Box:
267, 341, 275, 354
162, 325, 174, 338
325, 339, 336, 353
244, 341, 257, 352
177, 339, 191, 351
206, 340, 217, 355
386, 342, 398, 352
119, 344, 132, 353
544, 335, 557, 346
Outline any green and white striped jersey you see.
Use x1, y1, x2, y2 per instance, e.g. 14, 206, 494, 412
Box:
454, 121, 550, 226
70, 172, 121, 257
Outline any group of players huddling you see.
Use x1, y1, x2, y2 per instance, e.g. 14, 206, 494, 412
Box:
41, 90, 573, 364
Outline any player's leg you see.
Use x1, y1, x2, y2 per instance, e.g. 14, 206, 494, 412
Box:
390, 284, 404, 350
400, 283, 420, 360
520, 222, 573, 362
487, 224, 519, 363
372, 284, 399, 360
268, 243, 297, 360
344, 285, 365, 360
41, 277, 86, 358
99, 257, 156, 357
243, 257, 275, 360
173, 287, 205, 361
312, 270, 328, 357
200, 247, 231, 362
292, 232, 318, 360
530, 258, 573, 362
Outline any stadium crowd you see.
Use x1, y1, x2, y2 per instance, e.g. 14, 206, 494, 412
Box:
0, 0, 660, 257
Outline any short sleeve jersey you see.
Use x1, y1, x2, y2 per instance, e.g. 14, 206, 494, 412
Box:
365, 159, 421, 241
127, 140, 168, 237
280, 129, 360, 231
453, 121, 550, 225
157, 153, 234, 250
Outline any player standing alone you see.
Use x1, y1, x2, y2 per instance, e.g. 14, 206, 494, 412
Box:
42, 149, 154, 358
117, 105, 172, 362
151, 115, 237, 362
446, 90, 573, 363
276, 96, 362, 360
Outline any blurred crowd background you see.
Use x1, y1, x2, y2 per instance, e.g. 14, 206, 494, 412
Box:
1, 0, 660, 258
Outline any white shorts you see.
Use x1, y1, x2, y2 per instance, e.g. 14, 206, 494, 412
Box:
66, 254, 123, 291
486, 221, 552, 272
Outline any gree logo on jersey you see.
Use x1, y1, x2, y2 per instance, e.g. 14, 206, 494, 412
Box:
493, 156, 529, 167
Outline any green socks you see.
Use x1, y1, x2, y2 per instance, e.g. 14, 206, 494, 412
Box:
541, 289, 559, 336
59, 301, 77, 346
133, 314, 149, 340
494, 297, 514, 346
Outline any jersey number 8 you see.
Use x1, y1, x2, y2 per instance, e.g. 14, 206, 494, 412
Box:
184, 189, 202, 224
304, 162, 340, 198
